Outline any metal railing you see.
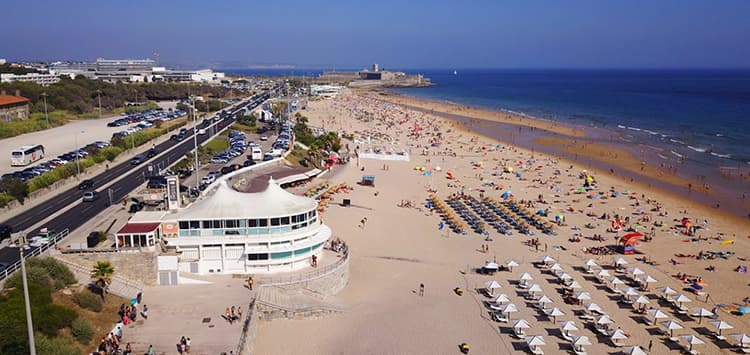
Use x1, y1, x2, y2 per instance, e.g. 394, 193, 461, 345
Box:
257, 249, 349, 287
235, 299, 256, 355
0, 229, 69, 282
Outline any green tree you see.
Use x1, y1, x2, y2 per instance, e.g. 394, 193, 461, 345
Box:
271, 101, 288, 118
90, 261, 115, 299
0, 177, 29, 204
35, 334, 80, 355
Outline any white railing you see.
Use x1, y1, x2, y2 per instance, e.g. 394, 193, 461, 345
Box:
257, 248, 349, 287
0, 229, 69, 282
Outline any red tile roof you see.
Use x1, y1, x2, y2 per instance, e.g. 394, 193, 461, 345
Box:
0, 95, 29, 106
116, 222, 161, 234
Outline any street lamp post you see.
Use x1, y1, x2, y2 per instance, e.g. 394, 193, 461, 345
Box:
96, 90, 102, 117
13, 232, 37, 355
75, 131, 83, 179
40, 92, 49, 127
191, 97, 200, 188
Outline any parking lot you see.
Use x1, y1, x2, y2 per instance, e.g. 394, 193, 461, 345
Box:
0, 101, 180, 177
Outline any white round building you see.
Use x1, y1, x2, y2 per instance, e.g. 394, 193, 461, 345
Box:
159, 177, 331, 274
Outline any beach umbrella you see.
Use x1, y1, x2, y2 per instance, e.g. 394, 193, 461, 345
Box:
549, 263, 563, 271
692, 307, 713, 324
657, 286, 678, 296
679, 334, 705, 352
584, 259, 598, 269
574, 291, 592, 301
583, 302, 602, 314
485, 280, 502, 293
730, 333, 750, 347
710, 320, 733, 336
484, 262, 500, 270
501, 303, 518, 316
525, 335, 545, 349
519, 272, 533, 286
513, 319, 531, 331
621, 346, 648, 355
541, 255, 555, 264
660, 320, 684, 337
597, 269, 611, 278
613, 257, 628, 266
672, 294, 692, 308
632, 295, 650, 306
620, 287, 640, 297
609, 328, 628, 342
545, 307, 565, 322
559, 320, 579, 334
627, 267, 645, 277
639, 275, 657, 285
596, 315, 614, 325
557, 272, 572, 281
494, 293, 511, 304
647, 309, 669, 324
609, 277, 625, 286
572, 335, 592, 350
505, 259, 519, 271
537, 295, 553, 306
566, 280, 582, 289
528, 284, 543, 295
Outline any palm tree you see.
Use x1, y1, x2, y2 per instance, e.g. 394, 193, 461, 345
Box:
91, 261, 115, 298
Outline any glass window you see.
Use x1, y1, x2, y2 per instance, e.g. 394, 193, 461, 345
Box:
270, 218, 280, 226
179, 221, 189, 229
225, 220, 237, 228
291, 215, 297, 223
280, 217, 290, 225
189, 221, 200, 229
299, 213, 307, 222
225, 230, 240, 235
308, 211, 314, 218
247, 253, 269, 261
271, 251, 293, 260
202, 220, 212, 228
238, 220, 246, 227
212, 220, 223, 228
248, 219, 258, 227
258, 219, 268, 227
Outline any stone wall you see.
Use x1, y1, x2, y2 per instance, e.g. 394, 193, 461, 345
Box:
55, 251, 158, 286
275, 255, 349, 297
237, 300, 258, 355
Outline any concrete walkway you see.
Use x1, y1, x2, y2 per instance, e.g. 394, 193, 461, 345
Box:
124, 276, 253, 355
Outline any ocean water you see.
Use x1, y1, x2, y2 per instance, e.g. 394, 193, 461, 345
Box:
394, 69, 750, 167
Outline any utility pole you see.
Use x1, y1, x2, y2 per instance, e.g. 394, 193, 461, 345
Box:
14, 232, 37, 355
192, 97, 200, 188
41, 92, 49, 127
96, 90, 102, 117
75, 131, 83, 179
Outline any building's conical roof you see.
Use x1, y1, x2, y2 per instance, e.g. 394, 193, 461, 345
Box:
173, 178, 316, 220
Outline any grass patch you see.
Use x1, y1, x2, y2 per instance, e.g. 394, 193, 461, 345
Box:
0, 111, 67, 138
52, 288, 128, 353
229, 122, 257, 134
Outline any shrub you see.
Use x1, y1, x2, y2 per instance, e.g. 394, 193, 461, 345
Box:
34, 303, 77, 337
35, 335, 79, 355
71, 317, 94, 344
3, 265, 53, 290
32, 257, 77, 289
0, 177, 29, 204
73, 290, 103, 312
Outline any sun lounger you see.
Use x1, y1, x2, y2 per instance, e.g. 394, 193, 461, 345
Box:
529, 346, 544, 355
573, 350, 587, 355
596, 328, 609, 336
513, 328, 526, 338
739, 347, 750, 354
492, 312, 508, 323
561, 333, 574, 342
715, 335, 727, 341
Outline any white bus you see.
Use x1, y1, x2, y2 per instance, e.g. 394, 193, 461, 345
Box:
11, 144, 45, 166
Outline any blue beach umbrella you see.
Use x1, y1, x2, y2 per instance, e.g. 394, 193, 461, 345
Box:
738, 307, 750, 315
690, 284, 703, 291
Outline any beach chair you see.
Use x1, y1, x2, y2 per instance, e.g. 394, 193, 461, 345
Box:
573, 349, 587, 355
491, 312, 508, 323
513, 328, 526, 339
529, 345, 544, 355
739, 347, 750, 354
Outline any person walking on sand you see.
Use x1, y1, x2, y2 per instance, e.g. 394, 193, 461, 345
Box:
247, 276, 254, 290
419, 283, 425, 296
648, 339, 653, 353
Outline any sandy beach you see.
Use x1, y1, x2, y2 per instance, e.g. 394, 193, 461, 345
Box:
255, 90, 750, 355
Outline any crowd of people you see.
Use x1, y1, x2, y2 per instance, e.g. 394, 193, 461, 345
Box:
223, 305, 243, 324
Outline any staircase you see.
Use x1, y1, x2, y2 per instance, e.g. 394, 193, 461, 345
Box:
255, 285, 344, 320
54, 256, 144, 299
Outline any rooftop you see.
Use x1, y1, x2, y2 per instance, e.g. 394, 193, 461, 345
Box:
116, 222, 161, 234
0, 95, 29, 106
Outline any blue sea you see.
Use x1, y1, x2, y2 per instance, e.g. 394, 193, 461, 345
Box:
393, 69, 750, 167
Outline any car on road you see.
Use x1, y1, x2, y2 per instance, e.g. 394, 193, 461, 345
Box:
130, 154, 145, 165
197, 128, 207, 135
259, 136, 268, 141
78, 179, 94, 190
82, 190, 99, 202
0, 223, 12, 242
146, 148, 157, 158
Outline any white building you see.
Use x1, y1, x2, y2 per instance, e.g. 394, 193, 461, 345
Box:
0, 72, 61, 86
124, 177, 330, 275
0, 59, 6, 65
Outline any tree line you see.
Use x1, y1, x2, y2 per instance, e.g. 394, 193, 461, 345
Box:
0, 76, 229, 115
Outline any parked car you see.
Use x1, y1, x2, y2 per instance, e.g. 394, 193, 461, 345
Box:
201, 175, 216, 185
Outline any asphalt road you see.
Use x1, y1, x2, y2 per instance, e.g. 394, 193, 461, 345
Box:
0, 90, 275, 266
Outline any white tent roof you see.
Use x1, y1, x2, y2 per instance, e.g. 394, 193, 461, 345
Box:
610, 328, 628, 340
525, 335, 545, 347
173, 179, 316, 220
692, 307, 713, 317
639, 275, 657, 283
574, 291, 591, 301
661, 320, 684, 330
494, 294, 511, 304
647, 309, 669, 319
731, 333, 750, 345
631, 295, 650, 304
609, 277, 625, 285
505, 259, 520, 268
584, 259, 598, 267
622, 346, 648, 355
583, 302, 602, 313
657, 286, 678, 295
485, 280, 502, 290
679, 334, 705, 345
484, 262, 500, 269
672, 294, 692, 303
519, 272, 534, 281
545, 307, 565, 317
550, 263, 563, 271
614, 257, 628, 265
501, 303, 518, 313
710, 320, 733, 331
596, 315, 614, 325
513, 319, 531, 329
597, 269, 610, 277
528, 284, 543, 293
537, 295, 553, 304
572, 335, 592, 346
559, 321, 579, 331
566, 281, 582, 289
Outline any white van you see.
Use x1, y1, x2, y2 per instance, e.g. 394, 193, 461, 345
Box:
250, 147, 263, 161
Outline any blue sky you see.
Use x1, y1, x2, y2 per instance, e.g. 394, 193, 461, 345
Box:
2, 0, 749, 69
